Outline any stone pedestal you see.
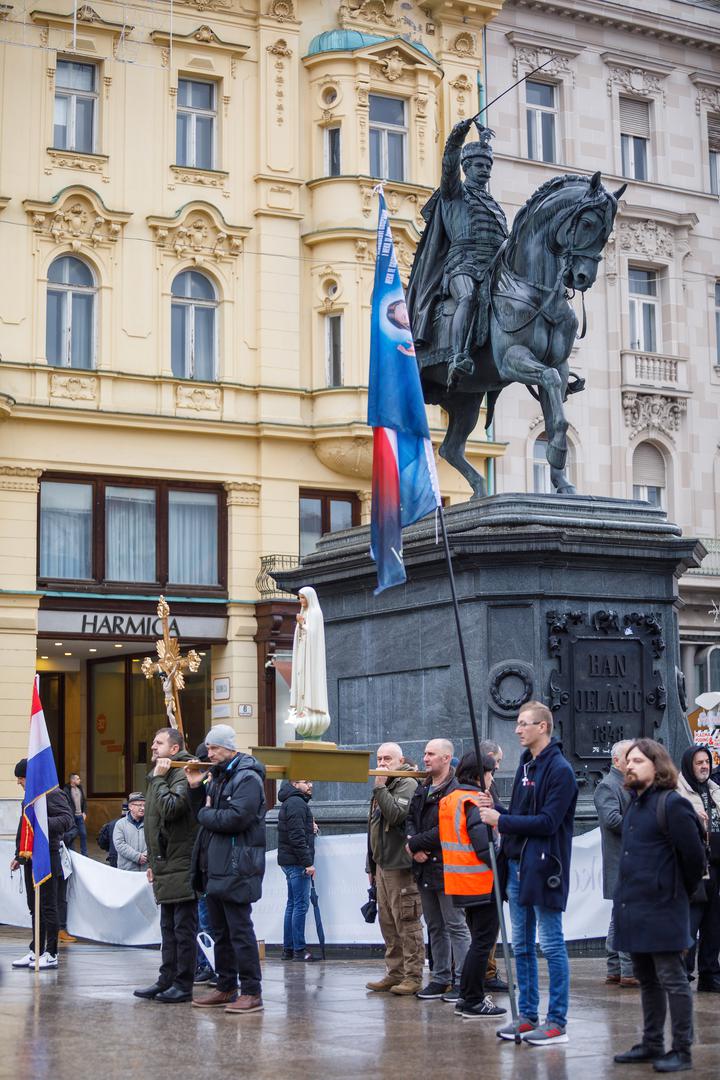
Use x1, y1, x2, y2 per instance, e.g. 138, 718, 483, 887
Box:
277, 495, 704, 825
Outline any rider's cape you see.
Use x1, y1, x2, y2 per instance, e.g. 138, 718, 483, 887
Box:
406, 190, 446, 348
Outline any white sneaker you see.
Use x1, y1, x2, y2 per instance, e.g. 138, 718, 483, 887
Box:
37, 952, 58, 969
12, 952, 35, 968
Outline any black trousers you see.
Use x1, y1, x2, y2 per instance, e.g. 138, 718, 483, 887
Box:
24, 852, 61, 956
206, 895, 262, 997
459, 902, 500, 1007
686, 864, 720, 979
158, 900, 198, 993
632, 951, 694, 1055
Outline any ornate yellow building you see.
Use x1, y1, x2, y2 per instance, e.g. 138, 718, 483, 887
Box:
0, 0, 505, 826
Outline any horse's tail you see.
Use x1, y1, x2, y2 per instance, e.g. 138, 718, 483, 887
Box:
484, 389, 501, 430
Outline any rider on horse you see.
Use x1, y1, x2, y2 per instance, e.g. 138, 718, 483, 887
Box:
406, 117, 508, 388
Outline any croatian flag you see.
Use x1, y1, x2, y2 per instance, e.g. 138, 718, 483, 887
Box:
367, 190, 441, 593
21, 678, 60, 887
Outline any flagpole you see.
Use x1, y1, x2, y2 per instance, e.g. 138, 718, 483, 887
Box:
437, 506, 521, 1040
34, 885, 40, 972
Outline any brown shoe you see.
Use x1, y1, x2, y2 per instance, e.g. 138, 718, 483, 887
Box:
58, 931, 77, 945
224, 995, 264, 1015
620, 976, 640, 988
389, 978, 423, 996
605, 974, 621, 985
366, 975, 403, 992
192, 989, 238, 1008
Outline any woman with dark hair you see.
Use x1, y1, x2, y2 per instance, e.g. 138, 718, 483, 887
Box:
438, 750, 505, 1019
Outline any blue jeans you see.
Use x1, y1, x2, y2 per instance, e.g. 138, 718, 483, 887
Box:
72, 815, 88, 857
507, 858, 570, 1028
196, 894, 213, 972
282, 865, 311, 952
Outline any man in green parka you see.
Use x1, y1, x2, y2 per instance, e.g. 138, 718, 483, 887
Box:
133, 727, 198, 1004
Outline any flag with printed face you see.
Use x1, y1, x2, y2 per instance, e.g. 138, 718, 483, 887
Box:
367, 190, 441, 593
23, 678, 60, 887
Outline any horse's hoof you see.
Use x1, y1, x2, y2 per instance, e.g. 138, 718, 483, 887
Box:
556, 484, 576, 495
470, 484, 487, 500
546, 442, 567, 469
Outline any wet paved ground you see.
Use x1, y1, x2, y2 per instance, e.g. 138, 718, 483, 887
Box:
1, 926, 718, 1080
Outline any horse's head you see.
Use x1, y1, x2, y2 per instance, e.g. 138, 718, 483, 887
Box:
550, 172, 626, 292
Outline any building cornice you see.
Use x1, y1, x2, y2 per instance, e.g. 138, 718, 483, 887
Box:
505, 29, 585, 60
506, 0, 720, 53
150, 24, 250, 58
30, 6, 133, 36
618, 203, 699, 232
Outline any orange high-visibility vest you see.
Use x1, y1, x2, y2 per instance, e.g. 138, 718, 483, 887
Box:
438, 788, 494, 898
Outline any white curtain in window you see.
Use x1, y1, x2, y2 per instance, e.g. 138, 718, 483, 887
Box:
106, 487, 156, 582
40, 483, 92, 579
168, 491, 218, 584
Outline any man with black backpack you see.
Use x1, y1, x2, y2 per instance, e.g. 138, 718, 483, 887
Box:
613, 739, 706, 1074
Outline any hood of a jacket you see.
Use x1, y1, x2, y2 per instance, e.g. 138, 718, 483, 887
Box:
421, 766, 455, 798
278, 779, 311, 803
519, 737, 564, 769
146, 746, 193, 779
210, 751, 266, 781
681, 745, 712, 795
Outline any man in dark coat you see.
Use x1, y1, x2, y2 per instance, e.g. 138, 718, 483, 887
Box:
613, 739, 706, 1074
677, 745, 720, 990
593, 739, 636, 986
480, 701, 578, 1046
63, 773, 88, 856
133, 727, 198, 1004
277, 778, 316, 961
186, 724, 266, 1015
406, 738, 470, 1000
10, 758, 74, 969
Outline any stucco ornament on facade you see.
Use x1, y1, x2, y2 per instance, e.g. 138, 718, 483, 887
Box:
451, 32, 476, 58
372, 48, 407, 83
0, 467, 42, 493
339, 0, 398, 31
622, 392, 687, 437
513, 46, 575, 85
148, 205, 247, 262
606, 64, 667, 101
176, 385, 221, 411
449, 74, 474, 119
314, 436, 373, 480
24, 189, 130, 250
267, 0, 296, 21
618, 220, 673, 260
176, 0, 234, 11
691, 75, 720, 115
50, 374, 98, 402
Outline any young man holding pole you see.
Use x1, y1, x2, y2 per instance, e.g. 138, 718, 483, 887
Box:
479, 701, 578, 1045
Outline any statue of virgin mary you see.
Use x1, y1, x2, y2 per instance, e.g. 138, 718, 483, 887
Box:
288, 585, 331, 739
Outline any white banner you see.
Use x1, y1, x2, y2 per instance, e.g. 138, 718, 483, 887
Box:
0, 830, 611, 947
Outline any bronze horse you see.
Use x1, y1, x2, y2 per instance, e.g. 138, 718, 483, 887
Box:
415, 172, 625, 497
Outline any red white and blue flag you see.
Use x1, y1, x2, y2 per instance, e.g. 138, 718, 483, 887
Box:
20, 678, 60, 887
367, 190, 441, 593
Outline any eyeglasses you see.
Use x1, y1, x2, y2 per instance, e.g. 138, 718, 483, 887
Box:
516, 720, 544, 729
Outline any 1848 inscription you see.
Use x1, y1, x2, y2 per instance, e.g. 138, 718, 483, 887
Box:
547, 609, 666, 763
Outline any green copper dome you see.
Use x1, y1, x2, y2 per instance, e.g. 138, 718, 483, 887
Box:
306, 29, 436, 62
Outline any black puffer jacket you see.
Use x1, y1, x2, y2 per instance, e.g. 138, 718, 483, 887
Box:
406, 770, 458, 891
189, 753, 267, 904
16, 788, 74, 859
277, 781, 314, 868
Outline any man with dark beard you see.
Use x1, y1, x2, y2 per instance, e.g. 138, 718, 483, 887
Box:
677, 745, 720, 991
613, 740, 705, 1074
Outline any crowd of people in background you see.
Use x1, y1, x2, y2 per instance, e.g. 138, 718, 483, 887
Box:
8, 705, 720, 1068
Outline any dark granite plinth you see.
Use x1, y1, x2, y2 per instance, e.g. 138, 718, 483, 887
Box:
277, 495, 704, 825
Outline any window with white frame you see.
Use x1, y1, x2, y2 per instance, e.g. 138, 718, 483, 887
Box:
620, 97, 650, 181
176, 79, 216, 170
325, 313, 343, 387
533, 433, 574, 493
632, 441, 665, 508
369, 95, 406, 182
54, 60, 98, 154
709, 114, 720, 196
171, 270, 218, 381
526, 80, 557, 163
46, 255, 96, 369
628, 267, 659, 353
325, 126, 341, 177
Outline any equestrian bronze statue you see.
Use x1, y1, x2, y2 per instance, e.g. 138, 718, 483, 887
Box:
406, 118, 625, 497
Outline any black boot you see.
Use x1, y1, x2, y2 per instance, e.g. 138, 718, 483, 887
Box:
614, 1044, 665, 1064
133, 982, 169, 999
292, 950, 317, 962
653, 1051, 692, 1073
156, 986, 193, 1004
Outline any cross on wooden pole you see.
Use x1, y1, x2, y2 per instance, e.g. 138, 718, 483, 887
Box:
141, 596, 200, 738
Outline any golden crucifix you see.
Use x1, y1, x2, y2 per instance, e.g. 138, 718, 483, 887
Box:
141, 596, 201, 737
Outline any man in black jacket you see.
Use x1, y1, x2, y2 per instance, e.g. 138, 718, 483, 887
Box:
186, 725, 267, 1015
277, 779, 316, 962
406, 738, 471, 1001
63, 772, 88, 856
10, 758, 74, 969
613, 739, 706, 1074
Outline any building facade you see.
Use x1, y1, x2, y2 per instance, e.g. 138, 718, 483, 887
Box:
485, 0, 720, 705
0, 0, 505, 827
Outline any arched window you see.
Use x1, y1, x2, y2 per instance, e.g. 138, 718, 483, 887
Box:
171, 270, 218, 381
632, 442, 666, 507
533, 433, 574, 493
46, 255, 96, 369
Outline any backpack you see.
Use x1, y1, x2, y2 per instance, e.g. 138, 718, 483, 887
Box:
97, 819, 119, 866
656, 789, 707, 902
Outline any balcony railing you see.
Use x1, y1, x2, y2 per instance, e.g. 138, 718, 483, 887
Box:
686, 539, 720, 577
255, 554, 300, 599
621, 350, 687, 392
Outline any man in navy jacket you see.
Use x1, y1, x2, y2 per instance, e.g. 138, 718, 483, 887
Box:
480, 700, 578, 1046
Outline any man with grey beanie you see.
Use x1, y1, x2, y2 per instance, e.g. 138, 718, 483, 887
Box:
186, 725, 267, 1015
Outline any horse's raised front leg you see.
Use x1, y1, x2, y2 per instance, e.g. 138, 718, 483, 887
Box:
498, 345, 569, 470
439, 394, 486, 498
